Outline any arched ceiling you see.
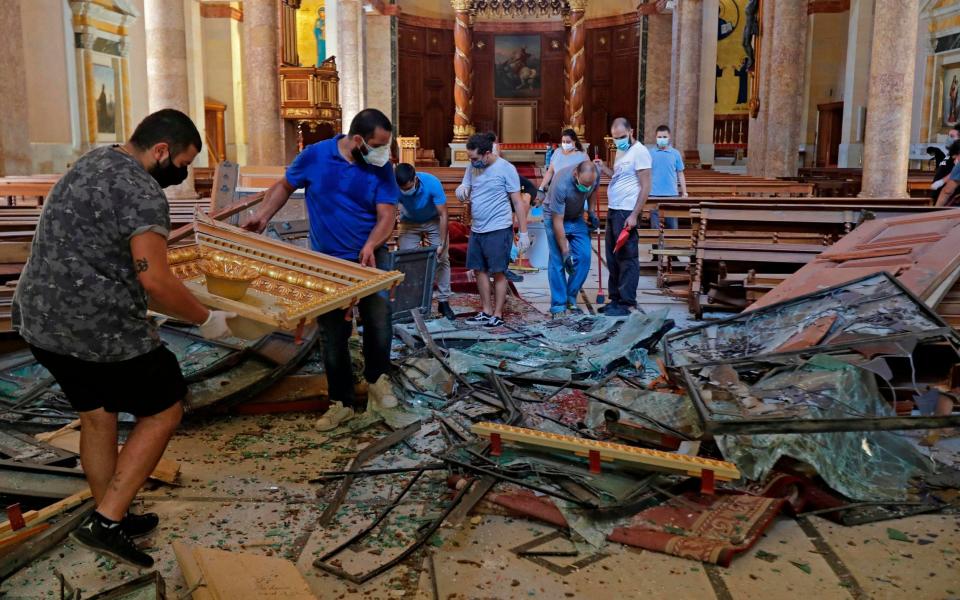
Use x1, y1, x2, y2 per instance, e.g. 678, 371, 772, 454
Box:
396, 0, 639, 20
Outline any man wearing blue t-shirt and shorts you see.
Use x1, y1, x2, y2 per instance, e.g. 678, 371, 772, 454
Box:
395, 164, 456, 320
245, 109, 400, 429
456, 133, 529, 328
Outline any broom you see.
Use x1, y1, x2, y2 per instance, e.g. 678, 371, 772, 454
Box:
593, 145, 606, 305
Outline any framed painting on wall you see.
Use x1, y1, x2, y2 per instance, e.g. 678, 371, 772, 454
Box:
91, 54, 123, 143
494, 35, 541, 99
943, 65, 960, 127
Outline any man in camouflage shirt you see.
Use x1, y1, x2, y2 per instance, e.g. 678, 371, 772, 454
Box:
12, 109, 235, 568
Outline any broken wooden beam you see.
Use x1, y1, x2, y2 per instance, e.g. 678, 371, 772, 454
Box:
470, 422, 740, 481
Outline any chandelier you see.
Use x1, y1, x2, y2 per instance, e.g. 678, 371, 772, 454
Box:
467, 1, 573, 18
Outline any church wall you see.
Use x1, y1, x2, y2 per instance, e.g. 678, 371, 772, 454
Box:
126, 0, 150, 138
21, 0, 72, 146
802, 12, 848, 149
397, 14, 639, 163
201, 16, 243, 162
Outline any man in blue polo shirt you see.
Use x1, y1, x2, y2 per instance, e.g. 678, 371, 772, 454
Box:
245, 109, 400, 429
395, 163, 455, 320
649, 125, 688, 229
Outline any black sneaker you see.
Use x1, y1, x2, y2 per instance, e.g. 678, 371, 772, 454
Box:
504, 270, 524, 283
484, 316, 505, 328
438, 301, 456, 320
602, 303, 631, 317
121, 512, 159, 538
465, 312, 492, 325
70, 513, 154, 568
597, 303, 616, 313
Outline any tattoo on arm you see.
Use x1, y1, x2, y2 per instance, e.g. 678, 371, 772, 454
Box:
135, 257, 149, 273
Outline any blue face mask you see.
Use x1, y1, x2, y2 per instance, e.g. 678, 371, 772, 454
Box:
574, 176, 591, 193
614, 137, 632, 152
656, 137, 670, 148
401, 181, 418, 196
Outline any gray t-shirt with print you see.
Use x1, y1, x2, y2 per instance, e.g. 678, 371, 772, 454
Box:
460, 157, 521, 233
12, 146, 171, 362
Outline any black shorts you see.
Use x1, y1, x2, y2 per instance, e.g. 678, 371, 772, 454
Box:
466, 226, 513, 274
30, 345, 187, 418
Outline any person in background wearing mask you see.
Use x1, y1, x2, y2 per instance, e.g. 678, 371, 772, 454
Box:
931, 140, 960, 201
244, 108, 400, 430
456, 133, 529, 328
394, 163, 455, 320
593, 117, 652, 317
537, 128, 590, 200
945, 128, 960, 156
544, 160, 599, 318
648, 125, 688, 230
12, 109, 235, 569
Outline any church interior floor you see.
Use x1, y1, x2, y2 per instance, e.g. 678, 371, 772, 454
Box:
2, 237, 959, 599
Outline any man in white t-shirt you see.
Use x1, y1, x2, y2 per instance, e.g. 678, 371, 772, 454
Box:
593, 117, 652, 316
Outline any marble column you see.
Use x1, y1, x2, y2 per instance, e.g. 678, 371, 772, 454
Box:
672, 0, 701, 159
566, 0, 587, 138
242, 0, 283, 165
451, 1, 474, 142
860, 0, 920, 198
0, 1, 30, 176
838, 0, 875, 168
746, 0, 774, 177
643, 11, 672, 145
697, 0, 719, 166
759, 0, 807, 178
144, 0, 195, 196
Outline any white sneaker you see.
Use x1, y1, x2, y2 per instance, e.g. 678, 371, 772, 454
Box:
368, 374, 398, 409
316, 401, 355, 431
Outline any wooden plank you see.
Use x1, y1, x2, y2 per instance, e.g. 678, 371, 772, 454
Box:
173, 543, 315, 600
0, 499, 94, 581
0, 488, 92, 539
470, 422, 740, 480
42, 430, 180, 485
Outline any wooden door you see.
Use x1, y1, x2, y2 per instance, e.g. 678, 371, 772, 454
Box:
204, 98, 227, 164
751, 209, 960, 309
815, 101, 843, 168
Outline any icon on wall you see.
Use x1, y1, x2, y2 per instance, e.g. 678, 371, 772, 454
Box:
494, 35, 542, 99
944, 67, 960, 127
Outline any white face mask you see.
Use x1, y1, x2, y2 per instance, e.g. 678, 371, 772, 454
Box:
561, 142, 575, 152
492, 143, 500, 156
362, 140, 391, 167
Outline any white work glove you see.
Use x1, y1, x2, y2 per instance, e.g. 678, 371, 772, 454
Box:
199, 310, 237, 340
517, 232, 530, 253
456, 184, 470, 202
932, 179, 946, 191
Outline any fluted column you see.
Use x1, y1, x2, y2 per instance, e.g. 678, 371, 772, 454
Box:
860, 0, 920, 198
452, 1, 474, 142
0, 1, 30, 175
242, 0, 283, 166
144, 0, 195, 196
760, 0, 807, 177
566, 0, 587, 138
672, 0, 701, 158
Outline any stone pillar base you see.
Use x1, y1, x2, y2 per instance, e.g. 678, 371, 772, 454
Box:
449, 142, 469, 167
696, 143, 715, 167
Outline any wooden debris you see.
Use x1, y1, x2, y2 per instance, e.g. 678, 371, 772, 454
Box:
38, 430, 180, 485
0, 488, 92, 541
173, 542, 315, 600
470, 421, 741, 481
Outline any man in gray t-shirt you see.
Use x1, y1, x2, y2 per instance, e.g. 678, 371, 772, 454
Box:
456, 133, 528, 328
12, 110, 234, 569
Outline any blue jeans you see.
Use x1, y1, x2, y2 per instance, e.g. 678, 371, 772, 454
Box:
649, 198, 679, 229
317, 247, 392, 408
544, 218, 592, 313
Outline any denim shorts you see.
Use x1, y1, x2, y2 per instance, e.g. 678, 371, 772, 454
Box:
466, 226, 513, 274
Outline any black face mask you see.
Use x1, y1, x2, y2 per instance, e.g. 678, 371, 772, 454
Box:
150, 153, 188, 188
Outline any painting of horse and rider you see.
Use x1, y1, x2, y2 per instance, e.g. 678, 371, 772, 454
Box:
494, 35, 542, 99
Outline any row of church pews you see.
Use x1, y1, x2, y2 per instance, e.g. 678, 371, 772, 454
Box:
643, 198, 941, 317
792, 166, 935, 197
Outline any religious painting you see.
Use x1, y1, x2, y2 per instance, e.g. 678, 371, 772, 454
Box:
92, 60, 120, 142
494, 35, 542, 99
942, 66, 960, 127
715, 0, 751, 115
296, 0, 326, 67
